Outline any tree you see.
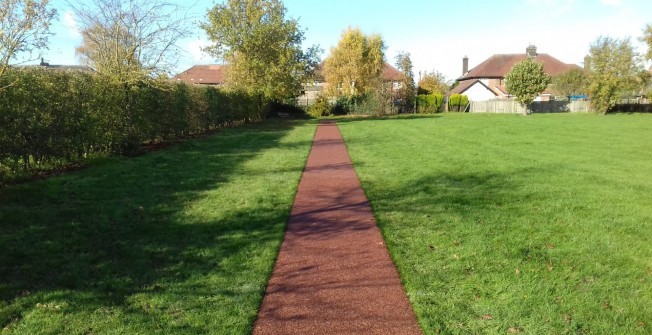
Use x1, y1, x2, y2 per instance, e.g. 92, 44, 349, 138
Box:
642, 23, 652, 61
322, 27, 386, 98
505, 58, 551, 114
395, 51, 415, 112
418, 70, 450, 95
201, 0, 320, 104
551, 68, 586, 98
0, 0, 57, 78
586, 36, 644, 114
70, 0, 191, 82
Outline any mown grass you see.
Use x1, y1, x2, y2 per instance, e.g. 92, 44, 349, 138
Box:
338, 113, 652, 334
0, 120, 316, 335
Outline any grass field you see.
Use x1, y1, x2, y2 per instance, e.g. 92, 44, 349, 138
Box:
0, 120, 316, 335
338, 113, 652, 334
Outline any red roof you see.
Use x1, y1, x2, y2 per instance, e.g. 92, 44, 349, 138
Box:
382, 63, 405, 81
315, 61, 405, 82
172, 65, 226, 85
459, 54, 581, 81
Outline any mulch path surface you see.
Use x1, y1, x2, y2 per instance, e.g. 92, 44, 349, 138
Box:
253, 121, 423, 335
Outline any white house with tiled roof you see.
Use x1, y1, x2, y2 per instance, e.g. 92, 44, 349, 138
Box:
451, 45, 582, 101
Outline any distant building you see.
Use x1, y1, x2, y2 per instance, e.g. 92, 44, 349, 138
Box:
14, 58, 94, 72
451, 45, 581, 101
171, 65, 226, 86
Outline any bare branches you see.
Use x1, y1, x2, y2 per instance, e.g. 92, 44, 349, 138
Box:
68, 0, 192, 82
0, 0, 57, 77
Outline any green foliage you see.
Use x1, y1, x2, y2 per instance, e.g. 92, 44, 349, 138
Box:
552, 68, 587, 98
418, 70, 450, 95
395, 52, 416, 112
349, 87, 398, 116
586, 36, 645, 114
505, 58, 551, 113
448, 94, 469, 112
201, 0, 320, 106
417, 93, 443, 113
308, 94, 333, 117
642, 23, 652, 61
323, 27, 386, 98
0, 68, 261, 183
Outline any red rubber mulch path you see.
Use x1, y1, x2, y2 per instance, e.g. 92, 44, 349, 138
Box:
252, 121, 423, 335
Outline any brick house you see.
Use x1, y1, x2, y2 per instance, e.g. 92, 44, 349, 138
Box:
172, 65, 226, 86
451, 45, 581, 101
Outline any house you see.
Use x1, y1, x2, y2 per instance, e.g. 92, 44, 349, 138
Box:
451, 45, 581, 101
172, 65, 226, 86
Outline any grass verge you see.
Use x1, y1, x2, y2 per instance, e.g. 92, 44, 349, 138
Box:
0, 120, 316, 335
338, 113, 652, 334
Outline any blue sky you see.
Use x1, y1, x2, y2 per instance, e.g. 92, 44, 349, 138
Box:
39, 0, 652, 80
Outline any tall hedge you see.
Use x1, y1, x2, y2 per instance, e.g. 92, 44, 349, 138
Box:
0, 68, 260, 179
417, 94, 443, 113
449, 94, 469, 112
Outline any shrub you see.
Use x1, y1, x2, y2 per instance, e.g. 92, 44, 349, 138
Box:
448, 94, 469, 112
417, 94, 443, 113
309, 94, 333, 117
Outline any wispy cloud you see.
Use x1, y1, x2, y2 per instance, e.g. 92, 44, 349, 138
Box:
63, 11, 80, 37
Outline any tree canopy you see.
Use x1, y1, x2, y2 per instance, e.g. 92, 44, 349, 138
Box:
322, 27, 386, 98
395, 51, 416, 111
552, 68, 586, 98
505, 58, 551, 113
418, 70, 450, 95
201, 0, 320, 103
0, 0, 57, 78
70, 0, 191, 82
642, 23, 652, 62
586, 36, 644, 114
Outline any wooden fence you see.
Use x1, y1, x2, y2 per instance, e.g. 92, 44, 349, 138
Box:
470, 100, 592, 114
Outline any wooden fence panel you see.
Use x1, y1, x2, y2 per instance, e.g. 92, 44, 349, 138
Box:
470, 100, 592, 113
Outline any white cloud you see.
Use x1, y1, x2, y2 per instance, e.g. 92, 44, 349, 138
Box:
63, 11, 80, 37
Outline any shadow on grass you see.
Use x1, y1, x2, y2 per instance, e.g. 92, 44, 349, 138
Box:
0, 119, 314, 333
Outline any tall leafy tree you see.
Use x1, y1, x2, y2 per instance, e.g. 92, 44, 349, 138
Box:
642, 23, 652, 62
505, 58, 551, 114
322, 27, 386, 98
586, 36, 644, 114
0, 0, 57, 78
395, 51, 415, 112
201, 0, 320, 104
418, 70, 450, 95
551, 68, 586, 98
70, 0, 191, 82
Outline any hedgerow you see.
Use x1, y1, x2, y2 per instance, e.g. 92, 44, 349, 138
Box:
0, 68, 260, 183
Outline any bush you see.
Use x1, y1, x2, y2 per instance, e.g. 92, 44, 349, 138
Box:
448, 94, 469, 112
349, 88, 398, 116
0, 68, 261, 182
417, 94, 443, 113
308, 94, 333, 117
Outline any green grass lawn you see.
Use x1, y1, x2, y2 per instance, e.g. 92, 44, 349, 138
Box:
338, 113, 652, 335
0, 120, 316, 335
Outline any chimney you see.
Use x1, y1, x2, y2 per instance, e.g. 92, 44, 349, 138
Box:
526, 45, 537, 58
462, 55, 469, 76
